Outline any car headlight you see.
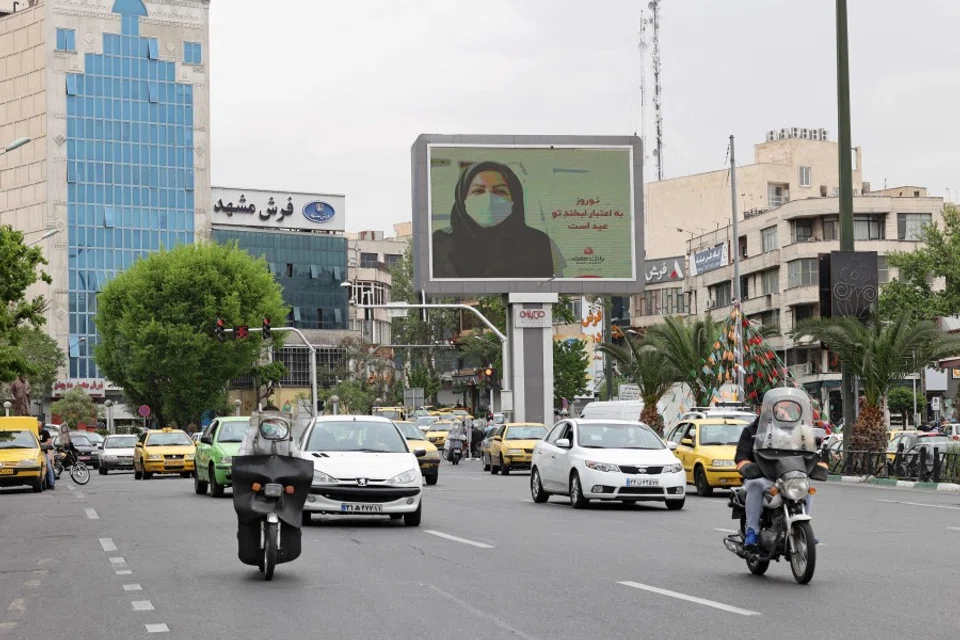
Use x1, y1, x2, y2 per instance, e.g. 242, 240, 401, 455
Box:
711, 459, 736, 467
385, 469, 419, 485
585, 460, 621, 473
147, 454, 162, 460
185, 454, 195, 461
781, 476, 810, 501
508, 449, 523, 455
424, 450, 440, 460
220, 455, 232, 465
17, 459, 40, 468
662, 463, 682, 474
313, 469, 337, 485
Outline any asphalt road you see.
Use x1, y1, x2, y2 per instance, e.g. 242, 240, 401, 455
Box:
1, 461, 959, 639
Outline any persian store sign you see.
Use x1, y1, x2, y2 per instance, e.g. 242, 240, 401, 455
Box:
513, 307, 553, 329
211, 188, 346, 232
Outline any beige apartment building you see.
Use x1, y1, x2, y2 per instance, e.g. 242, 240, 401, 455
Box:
343, 229, 410, 346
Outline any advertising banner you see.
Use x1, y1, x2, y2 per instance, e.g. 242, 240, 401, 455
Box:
211, 187, 345, 233
643, 256, 685, 283
689, 243, 728, 276
513, 306, 553, 329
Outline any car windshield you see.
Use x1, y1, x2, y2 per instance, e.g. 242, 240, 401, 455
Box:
578, 423, 664, 449
374, 409, 402, 420
452, 410, 468, 416
217, 420, 250, 443
914, 437, 951, 449
699, 423, 747, 446
105, 436, 137, 449
428, 424, 452, 433
305, 421, 408, 453
85, 432, 104, 444
70, 434, 92, 446
146, 432, 192, 446
0, 430, 37, 449
395, 422, 426, 441
415, 417, 439, 426
505, 426, 547, 440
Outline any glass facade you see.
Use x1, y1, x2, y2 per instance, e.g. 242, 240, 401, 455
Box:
66, 4, 197, 378
211, 229, 348, 331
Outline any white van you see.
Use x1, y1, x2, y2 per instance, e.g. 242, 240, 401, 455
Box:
578, 400, 646, 422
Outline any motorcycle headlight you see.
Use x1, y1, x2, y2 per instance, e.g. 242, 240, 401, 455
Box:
782, 476, 810, 501
386, 469, 419, 485
711, 459, 736, 467
662, 463, 683, 474
585, 460, 621, 473
313, 469, 337, 485
508, 449, 523, 455
17, 459, 40, 468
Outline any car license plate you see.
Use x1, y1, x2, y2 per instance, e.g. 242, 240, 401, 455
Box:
0, 469, 14, 475
340, 503, 383, 513
626, 478, 658, 487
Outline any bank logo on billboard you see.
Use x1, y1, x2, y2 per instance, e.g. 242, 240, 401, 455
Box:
303, 201, 336, 223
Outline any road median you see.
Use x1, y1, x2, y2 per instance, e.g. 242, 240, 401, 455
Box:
826, 474, 960, 493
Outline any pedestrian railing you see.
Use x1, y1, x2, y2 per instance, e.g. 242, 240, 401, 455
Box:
826, 445, 960, 484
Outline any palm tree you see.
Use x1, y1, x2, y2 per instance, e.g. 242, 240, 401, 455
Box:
596, 337, 676, 435
644, 316, 723, 407
793, 313, 960, 452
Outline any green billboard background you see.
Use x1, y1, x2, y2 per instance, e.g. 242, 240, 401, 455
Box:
429, 146, 635, 279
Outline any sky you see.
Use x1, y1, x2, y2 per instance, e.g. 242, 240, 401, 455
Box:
209, 0, 960, 233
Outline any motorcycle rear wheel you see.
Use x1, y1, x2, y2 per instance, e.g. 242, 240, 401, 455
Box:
263, 521, 278, 581
789, 521, 816, 584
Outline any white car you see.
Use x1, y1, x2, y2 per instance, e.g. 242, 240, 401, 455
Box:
530, 419, 686, 510
298, 416, 425, 526
98, 434, 138, 474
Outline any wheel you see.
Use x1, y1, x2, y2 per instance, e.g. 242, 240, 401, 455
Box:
694, 466, 714, 497
746, 556, 770, 576
389, 513, 403, 520
499, 455, 510, 475
134, 464, 142, 480
210, 465, 224, 497
180, 472, 191, 478
489, 458, 498, 474
301, 511, 312, 527
425, 473, 438, 486
194, 470, 208, 495
569, 473, 589, 509
404, 503, 422, 527
143, 471, 153, 480
482, 454, 490, 472
789, 521, 817, 585
70, 462, 91, 485
263, 521, 278, 581
99, 466, 107, 476
54, 461, 63, 478
530, 468, 549, 503
665, 498, 685, 510
32, 480, 42, 493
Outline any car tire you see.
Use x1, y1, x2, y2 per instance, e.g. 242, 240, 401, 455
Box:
489, 458, 498, 475
665, 498, 685, 510
143, 471, 153, 480
404, 504, 422, 527
482, 454, 490, 472
499, 455, 510, 476
194, 470, 208, 495
32, 480, 42, 493
694, 466, 714, 497
134, 465, 142, 480
301, 511, 312, 527
210, 465, 224, 498
99, 466, 107, 475
530, 468, 549, 503
569, 472, 589, 509
425, 473, 438, 486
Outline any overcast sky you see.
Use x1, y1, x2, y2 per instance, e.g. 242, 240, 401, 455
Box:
209, 0, 960, 233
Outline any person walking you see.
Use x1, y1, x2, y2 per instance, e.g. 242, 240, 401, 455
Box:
39, 425, 55, 490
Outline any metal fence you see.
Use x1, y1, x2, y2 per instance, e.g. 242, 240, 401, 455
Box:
827, 446, 960, 484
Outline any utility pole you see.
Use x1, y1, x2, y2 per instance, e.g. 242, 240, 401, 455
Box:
836, 0, 856, 448
604, 297, 614, 400
730, 135, 744, 402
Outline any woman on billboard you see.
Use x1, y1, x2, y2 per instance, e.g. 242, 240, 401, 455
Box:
433, 161, 553, 279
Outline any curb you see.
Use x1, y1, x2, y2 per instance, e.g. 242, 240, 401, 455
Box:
826, 474, 960, 493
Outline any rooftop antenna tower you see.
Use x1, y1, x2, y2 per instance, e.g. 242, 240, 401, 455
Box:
649, 0, 663, 181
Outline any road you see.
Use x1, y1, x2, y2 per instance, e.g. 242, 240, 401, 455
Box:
1, 462, 959, 639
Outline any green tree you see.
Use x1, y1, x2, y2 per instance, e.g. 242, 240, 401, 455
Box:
554, 338, 590, 411
879, 205, 960, 320
321, 379, 375, 414
249, 360, 286, 408
793, 313, 960, 451
94, 242, 288, 428
17, 329, 66, 400
50, 387, 99, 428
886, 386, 924, 427
645, 316, 724, 406
0, 226, 53, 382
597, 336, 675, 434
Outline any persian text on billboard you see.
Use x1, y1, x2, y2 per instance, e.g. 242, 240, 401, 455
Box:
689, 243, 728, 276
428, 146, 635, 280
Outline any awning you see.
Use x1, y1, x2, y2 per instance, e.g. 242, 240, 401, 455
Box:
938, 357, 960, 369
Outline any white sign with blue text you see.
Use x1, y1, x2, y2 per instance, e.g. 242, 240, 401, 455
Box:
210, 187, 346, 232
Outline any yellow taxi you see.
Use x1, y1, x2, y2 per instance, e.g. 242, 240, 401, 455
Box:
449, 409, 474, 422
487, 423, 547, 475
372, 406, 406, 421
395, 421, 440, 485
0, 417, 48, 493
425, 421, 455, 448
665, 418, 750, 496
133, 428, 196, 480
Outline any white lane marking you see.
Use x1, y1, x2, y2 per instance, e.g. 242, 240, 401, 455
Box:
0, 622, 18, 632
423, 530, 494, 549
84, 508, 99, 519
37, 558, 52, 566
145, 623, 170, 633
6, 599, 25, 614
109, 557, 126, 566
949, 527, 960, 531
132, 601, 154, 611
75, 493, 84, 499
115, 570, 133, 575
874, 499, 960, 510
714, 528, 738, 534
618, 582, 761, 616
123, 584, 142, 592
23, 580, 41, 588
99, 538, 117, 552
426, 584, 536, 640
32, 570, 48, 577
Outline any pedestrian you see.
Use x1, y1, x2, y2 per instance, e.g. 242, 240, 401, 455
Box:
39, 424, 55, 490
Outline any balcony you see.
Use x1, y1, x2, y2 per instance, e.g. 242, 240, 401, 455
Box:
782, 285, 820, 307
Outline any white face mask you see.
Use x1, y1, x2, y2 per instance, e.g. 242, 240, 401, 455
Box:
464, 194, 512, 227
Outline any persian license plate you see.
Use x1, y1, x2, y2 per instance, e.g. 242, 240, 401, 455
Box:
626, 477, 658, 487
0, 469, 14, 475
340, 503, 383, 513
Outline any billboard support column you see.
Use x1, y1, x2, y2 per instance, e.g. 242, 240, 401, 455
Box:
508, 294, 558, 425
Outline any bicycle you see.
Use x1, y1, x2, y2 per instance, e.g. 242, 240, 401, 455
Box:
55, 447, 91, 485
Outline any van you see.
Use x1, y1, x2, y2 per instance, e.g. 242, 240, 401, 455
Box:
578, 400, 646, 422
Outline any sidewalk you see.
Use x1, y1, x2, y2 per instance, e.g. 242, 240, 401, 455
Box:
827, 474, 960, 493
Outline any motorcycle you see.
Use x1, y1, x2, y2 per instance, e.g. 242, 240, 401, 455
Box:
54, 446, 91, 485
722, 388, 827, 585
448, 438, 463, 465
231, 414, 313, 581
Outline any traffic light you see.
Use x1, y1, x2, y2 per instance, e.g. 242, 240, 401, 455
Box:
235, 325, 249, 339
262, 318, 272, 341
215, 318, 225, 342
483, 365, 495, 379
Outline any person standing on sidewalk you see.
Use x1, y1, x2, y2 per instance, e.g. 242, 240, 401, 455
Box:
39, 425, 55, 490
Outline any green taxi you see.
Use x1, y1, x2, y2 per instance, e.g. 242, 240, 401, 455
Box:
194, 416, 250, 497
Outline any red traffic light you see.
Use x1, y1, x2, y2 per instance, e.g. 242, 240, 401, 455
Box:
216, 318, 224, 327
235, 325, 249, 339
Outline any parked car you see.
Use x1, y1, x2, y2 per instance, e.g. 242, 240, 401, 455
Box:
98, 434, 137, 474
0, 417, 48, 492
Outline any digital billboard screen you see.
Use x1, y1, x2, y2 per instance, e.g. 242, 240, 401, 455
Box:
412, 135, 643, 296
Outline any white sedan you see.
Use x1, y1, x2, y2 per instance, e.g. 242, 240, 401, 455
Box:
298, 416, 426, 526
530, 419, 686, 510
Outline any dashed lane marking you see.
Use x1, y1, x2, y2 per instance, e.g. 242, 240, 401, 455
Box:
75, 493, 84, 499
109, 557, 126, 567
6, 600, 25, 615
145, 623, 169, 633
115, 570, 133, 575
0, 622, 18, 633
132, 601, 154, 612
123, 584, 142, 592
84, 508, 99, 519
618, 582, 761, 616
423, 530, 494, 549
99, 538, 117, 552
874, 499, 960, 510
714, 528, 738, 534
23, 580, 41, 588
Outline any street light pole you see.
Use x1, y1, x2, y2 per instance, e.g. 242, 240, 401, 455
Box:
0, 137, 30, 155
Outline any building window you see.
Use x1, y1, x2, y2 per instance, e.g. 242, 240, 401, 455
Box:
184, 41, 203, 65
799, 166, 811, 187
792, 219, 813, 243
384, 254, 402, 267
768, 183, 790, 208
823, 216, 839, 241
710, 282, 732, 308
359, 252, 378, 268
877, 255, 889, 283
663, 288, 688, 315
897, 213, 931, 241
285, 263, 294, 278
761, 268, 780, 295
738, 235, 748, 259
56, 28, 76, 52
761, 226, 778, 253
787, 258, 818, 288
854, 215, 885, 241
748, 310, 779, 330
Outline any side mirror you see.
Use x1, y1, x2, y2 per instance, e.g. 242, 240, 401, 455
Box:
413, 448, 426, 458
556, 438, 571, 449
666, 441, 679, 451
680, 438, 695, 447
200, 435, 213, 445
259, 422, 289, 441
97, 444, 103, 449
